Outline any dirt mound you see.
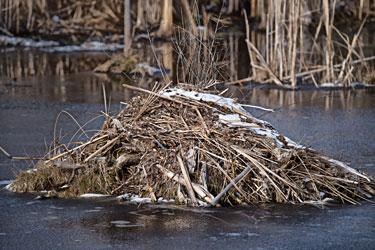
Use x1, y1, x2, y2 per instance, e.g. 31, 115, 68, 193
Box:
9, 86, 375, 206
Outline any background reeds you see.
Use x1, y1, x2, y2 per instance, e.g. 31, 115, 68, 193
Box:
0, 0, 374, 86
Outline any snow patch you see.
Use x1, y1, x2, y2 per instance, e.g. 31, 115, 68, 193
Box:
42, 41, 123, 53
0, 35, 59, 47
80, 193, 109, 198
162, 88, 248, 114
117, 193, 152, 204
117, 193, 175, 204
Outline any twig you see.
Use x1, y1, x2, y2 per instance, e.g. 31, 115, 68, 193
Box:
45, 134, 108, 163
194, 107, 210, 136
240, 104, 274, 112
211, 165, 252, 206
0, 146, 43, 160
157, 164, 213, 203
232, 146, 289, 201
177, 154, 198, 205
0, 146, 11, 158
223, 77, 252, 85
84, 136, 119, 163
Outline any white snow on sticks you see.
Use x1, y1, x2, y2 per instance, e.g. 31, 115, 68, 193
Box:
117, 194, 152, 204
219, 114, 300, 149
79, 193, 174, 204
162, 88, 270, 126
116, 193, 174, 204
161, 88, 369, 181
162, 88, 248, 114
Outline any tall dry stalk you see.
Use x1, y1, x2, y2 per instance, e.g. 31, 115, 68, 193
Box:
157, 0, 173, 37
180, 0, 198, 36
124, 0, 132, 55
289, 0, 300, 87
322, 0, 336, 83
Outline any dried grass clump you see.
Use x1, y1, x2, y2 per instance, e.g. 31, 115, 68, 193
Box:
9, 85, 374, 206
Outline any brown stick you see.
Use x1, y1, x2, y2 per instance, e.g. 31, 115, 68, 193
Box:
45, 134, 108, 163
0, 146, 11, 158
157, 164, 213, 203
210, 165, 252, 206
84, 136, 119, 163
194, 107, 210, 136
0, 147, 43, 160
177, 154, 198, 205
180, 0, 197, 35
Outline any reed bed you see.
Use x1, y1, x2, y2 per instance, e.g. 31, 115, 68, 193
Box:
9, 84, 374, 206
0, 0, 125, 41
1, 0, 374, 87
243, 0, 375, 87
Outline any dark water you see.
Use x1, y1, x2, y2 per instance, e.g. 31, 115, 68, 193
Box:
0, 50, 374, 249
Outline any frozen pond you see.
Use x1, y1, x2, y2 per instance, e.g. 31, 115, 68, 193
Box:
0, 50, 374, 249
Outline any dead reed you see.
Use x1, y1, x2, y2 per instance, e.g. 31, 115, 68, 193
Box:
243, 0, 375, 87
172, 26, 227, 87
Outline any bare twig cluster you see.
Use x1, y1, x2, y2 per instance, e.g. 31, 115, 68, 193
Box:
172, 26, 227, 87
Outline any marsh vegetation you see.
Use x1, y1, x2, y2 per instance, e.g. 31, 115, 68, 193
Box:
1, 0, 374, 87
2, 1, 375, 207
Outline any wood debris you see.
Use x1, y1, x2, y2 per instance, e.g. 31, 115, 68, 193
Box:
8, 86, 375, 206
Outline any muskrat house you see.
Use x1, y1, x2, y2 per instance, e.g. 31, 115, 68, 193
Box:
8, 86, 375, 206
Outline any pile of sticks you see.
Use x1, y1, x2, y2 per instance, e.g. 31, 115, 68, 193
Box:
9, 85, 374, 206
